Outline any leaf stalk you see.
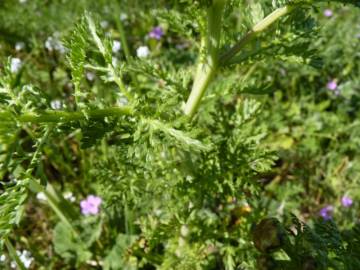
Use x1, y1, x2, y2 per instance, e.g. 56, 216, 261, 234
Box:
219, 5, 295, 65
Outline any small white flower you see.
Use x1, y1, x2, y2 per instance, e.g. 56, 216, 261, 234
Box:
120, 13, 128, 21
154, 209, 162, 216
136, 46, 150, 58
36, 192, 47, 201
19, 0, 27, 3
10, 58, 22, 73
64, 192, 76, 202
87, 260, 100, 266
112, 40, 121, 53
50, 99, 62, 110
180, 225, 189, 237
45, 36, 66, 54
112, 57, 118, 67
11, 250, 33, 269
55, 43, 66, 54
117, 97, 128, 106
100, 20, 109, 29
44, 37, 53, 51
188, 201, 194, 209
15, 42, 25, 51
86, 72, 95, 81
19, 250, 33, 268
0, 254, 5, 262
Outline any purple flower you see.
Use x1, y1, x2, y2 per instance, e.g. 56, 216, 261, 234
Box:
80, 195, 102, 215
319, 205, 334, 220
324, 9, 333, 17
326, 80, 340, 95
341, 196, 353, 208
326, 80, 337, 91
149, 26, 164, 40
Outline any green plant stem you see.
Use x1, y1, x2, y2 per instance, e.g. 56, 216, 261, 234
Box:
183, 0, 225, 118
4, 238, 26, 270
24, 127, 76, 232
84, 63, 134, 101
5, 107, 134, 124
25, 126, 53, 174
184, 4, 297, 118
110, 66, 134, 102
219, 5, 295, 65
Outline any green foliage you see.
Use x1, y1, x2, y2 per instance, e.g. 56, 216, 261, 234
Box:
0, 180, 28, 240
0, 0, 359, 269
252, 216, 360, 269
53, 221, 92, 266
103, 234, 137, 270
66, 20, 88, 108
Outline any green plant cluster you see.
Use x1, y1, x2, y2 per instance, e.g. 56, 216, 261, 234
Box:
0, 0, 359, 269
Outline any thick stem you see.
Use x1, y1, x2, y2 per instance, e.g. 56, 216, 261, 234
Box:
184, 61, 217, 118
183, 0, 225, 118
8, 106, 134, 124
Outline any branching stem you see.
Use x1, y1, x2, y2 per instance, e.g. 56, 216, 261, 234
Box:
219, 5, 295, 65
184, 4, 297, 118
